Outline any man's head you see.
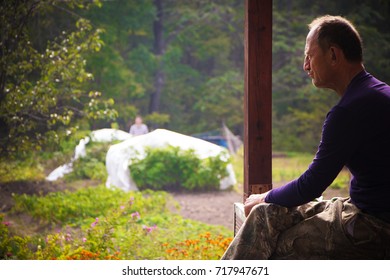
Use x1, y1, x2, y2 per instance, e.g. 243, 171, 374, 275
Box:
303, 15, 364, 93
309, 15, 363, 63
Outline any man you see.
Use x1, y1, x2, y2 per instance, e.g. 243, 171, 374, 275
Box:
223, 15, 390, 259
129, 115, 149, 136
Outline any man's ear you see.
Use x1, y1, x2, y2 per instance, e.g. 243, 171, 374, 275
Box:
331, 48, 336, 60
329, 46, 341, 65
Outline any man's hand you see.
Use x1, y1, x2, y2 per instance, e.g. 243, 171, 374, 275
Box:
244, 191, 270, 217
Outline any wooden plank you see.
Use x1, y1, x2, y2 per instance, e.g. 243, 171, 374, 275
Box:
243, 0, 273, 201
234, 202, 245, 236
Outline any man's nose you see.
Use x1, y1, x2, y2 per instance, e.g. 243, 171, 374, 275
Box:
303, 57, 310, 72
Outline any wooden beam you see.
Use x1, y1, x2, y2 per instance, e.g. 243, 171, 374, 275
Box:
244, 0, 273, 201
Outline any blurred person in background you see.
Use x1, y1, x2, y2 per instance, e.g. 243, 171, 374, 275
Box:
129, 115, 149, 136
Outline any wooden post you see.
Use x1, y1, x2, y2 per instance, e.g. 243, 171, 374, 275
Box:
244, 0, 272, 201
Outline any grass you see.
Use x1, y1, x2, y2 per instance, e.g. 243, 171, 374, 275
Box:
231, 148, 350, 190
272, 152, 350, 190
230, 148, 244, 192
3, 185, 232, 260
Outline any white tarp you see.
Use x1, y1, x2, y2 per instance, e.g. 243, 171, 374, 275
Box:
46, 129, 132, 181
105, 129, 237, 191
90, 128, 132, 143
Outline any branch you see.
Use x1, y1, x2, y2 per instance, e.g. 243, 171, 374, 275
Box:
54, 105, 84, 115
24, 113, 48, 122
51, 2, 84, 20
16, 1, 42, 40
51, 2, 99, 28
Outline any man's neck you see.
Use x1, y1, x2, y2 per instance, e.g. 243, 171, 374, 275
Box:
334, 63, 364, 96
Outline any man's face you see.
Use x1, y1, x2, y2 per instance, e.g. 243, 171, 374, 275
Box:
303, 29, 334, 89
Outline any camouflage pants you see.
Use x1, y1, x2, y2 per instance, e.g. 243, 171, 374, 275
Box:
222, 198, 390, 259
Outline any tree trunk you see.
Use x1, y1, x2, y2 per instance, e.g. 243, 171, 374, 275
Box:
149, 0, 165, 114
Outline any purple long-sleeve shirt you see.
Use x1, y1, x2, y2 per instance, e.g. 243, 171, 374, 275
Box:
265, 70, 390, 213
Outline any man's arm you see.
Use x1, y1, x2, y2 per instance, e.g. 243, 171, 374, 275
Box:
244, 106, 359, 212
265, 106, 358, 208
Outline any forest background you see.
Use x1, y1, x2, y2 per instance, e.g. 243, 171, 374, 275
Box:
2, 0, 390, 157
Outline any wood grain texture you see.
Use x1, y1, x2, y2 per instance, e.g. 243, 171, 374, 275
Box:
244, 0, 273, 201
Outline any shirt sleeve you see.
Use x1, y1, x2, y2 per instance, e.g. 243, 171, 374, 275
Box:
265, 106, 359, 207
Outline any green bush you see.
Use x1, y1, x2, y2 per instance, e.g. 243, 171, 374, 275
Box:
64, 142, 110, 182
130, 146, 229, 191
65, 157, 107, 182
0, 159, 45, 183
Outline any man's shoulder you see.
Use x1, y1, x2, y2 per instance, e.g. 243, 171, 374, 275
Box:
350, 71, 390, 97
339, 74, 390, 113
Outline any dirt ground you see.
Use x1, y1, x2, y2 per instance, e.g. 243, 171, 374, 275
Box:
171, 183, 349, 231
0, 180, 348, 233
171, 190, 242, 231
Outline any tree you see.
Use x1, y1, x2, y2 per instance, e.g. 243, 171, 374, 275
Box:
147, 0, 244, 133
85, 0, 244, 134
0, 0, 116, 156
75, 0, 390, 152
149, 0, 165, 115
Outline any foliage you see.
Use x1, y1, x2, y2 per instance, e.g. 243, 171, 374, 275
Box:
3, 186, 232, 260
0, 215, 33, 260
83, 0, 244, 135
0, 0, 116, 157
194, 71, 244, 133
67, 157, 107, 182
12, 185, 129, 226
0, 159, 45, 183
64, 141, 110, 182
0, 130, 97, 184
81, 0, 390, 153
130, 146, 230, 191
3, 1, 390, 156
163, 232, 232, 260
143, 112, 171, 128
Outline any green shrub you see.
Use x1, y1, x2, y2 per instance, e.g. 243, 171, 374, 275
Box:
65, 157, 107, 182
130, 146, 229, 191
64, 142, 110, 182
0, 159, 45, 183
